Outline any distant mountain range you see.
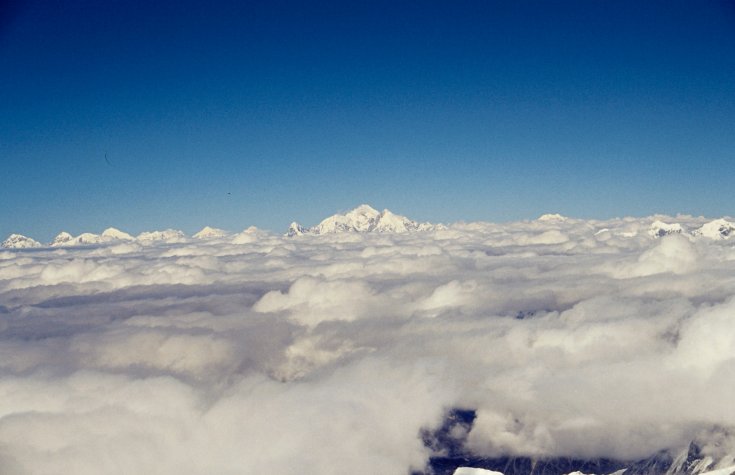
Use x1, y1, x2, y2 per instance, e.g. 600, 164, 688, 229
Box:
3, 206, 735, 248
3, 227, 192, 249
647, 218, 735, 240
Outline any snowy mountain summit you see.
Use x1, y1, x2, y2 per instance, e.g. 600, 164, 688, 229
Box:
287, 222, 307, 237
287, 204, 438, 236
193, 226, 228, 239
537, 213, 568, 222
136, 229, 186, 242
101, 227, 134, 241
649, 220, 684, 238
51, 231, 74, 247
694, 219, 735, 240
1, 234, 41, 249
49, 228, 134, 247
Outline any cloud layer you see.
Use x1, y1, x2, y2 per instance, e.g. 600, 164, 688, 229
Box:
1, 215, 735, 474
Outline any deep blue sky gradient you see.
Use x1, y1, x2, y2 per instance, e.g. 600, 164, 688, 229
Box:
2, 1, 735, 240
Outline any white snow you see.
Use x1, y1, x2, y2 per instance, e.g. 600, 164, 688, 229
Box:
136, 229, 186, 242
101, 227, 134, 241
231, 226, 268, 244
193, 226, 228, 239
286, 221, 307, 237
47, 228, 135, 247
372, 208, 416, 233
1, 233, 41, 249
288, 204, 438, 235
648, 220, 683, 238
538, 213, 567, 222
313, 203, 382, 233
74, 232, 103, 245
50, 231, 74, 247
453, 468, 505, 475
694, 219, 735, 240
50, 231, 102, 247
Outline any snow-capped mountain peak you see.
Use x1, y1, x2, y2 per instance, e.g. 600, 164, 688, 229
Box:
231, 226, 268, 244
453, 468, 504, 475
51, 232, 74, 247
694, 219, 735, 240
101, 227, 134, 241
48, 229, 134, 247
313, 204, 381, 234
649, 220, 684, 238
287, 204, 437, 235
286, 222, 307, 237
372, 208, 420, 233
343, 203, 381, 227
136, 229, 186, 242
74, 232, 102, 245
193, 226, 228, 239
1, 233, 41, 249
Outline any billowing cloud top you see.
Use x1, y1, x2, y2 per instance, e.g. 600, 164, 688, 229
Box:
1, 209, 735, 474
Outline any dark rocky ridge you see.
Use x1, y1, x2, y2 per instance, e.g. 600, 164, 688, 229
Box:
414, 409, 734, 475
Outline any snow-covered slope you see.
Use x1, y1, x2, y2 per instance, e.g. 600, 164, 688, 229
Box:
137, 229, 186, 242
286, 222, 307, 237
10, 227, 183, 247
538, 213, 568, 222
428, 441, 735, 475
421, 406, 735, 475
287, 204, 438, 235
694, 219, 735, 240
74, 232, 104, 245
1, 234, 41, 249
453, 469, 504, 475
50, 231, 74, 247
315, 204, 382, 233
648, 220, 684, 238
232, 226, 268, 244
193, 226, 228, 239
101, 227, 134, 241
49, 228, 135, 247
372, 208, 422, 233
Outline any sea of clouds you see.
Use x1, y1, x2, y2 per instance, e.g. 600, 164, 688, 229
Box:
1, 215, 735, 474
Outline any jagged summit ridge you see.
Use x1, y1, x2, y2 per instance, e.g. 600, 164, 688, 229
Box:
693, 219, 735, 240
1, 234, 41, 249
649, 220, 684, 238
287, 222, 307, 237
193, 226, 228, 239
5, 213, 735, 246
50, 229, 137, 247
102, 227, 134, 241
644, 218, 735, 240
136, 229, 186, 242
6, 228, 185, 248
287, 204, 439, 236
51, 231, 74, 247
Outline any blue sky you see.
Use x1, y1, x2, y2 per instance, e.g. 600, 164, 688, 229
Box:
2, 0, 735, 240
